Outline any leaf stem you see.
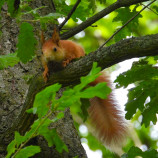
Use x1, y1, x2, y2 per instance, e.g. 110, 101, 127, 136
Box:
141, 3, 158, 15
12, 111, 53, 157
21, 19, 40, 22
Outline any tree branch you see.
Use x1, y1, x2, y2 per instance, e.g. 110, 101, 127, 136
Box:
60, 0, 150, 39
50, 0, 56, 12
141, 3, 158, 15
97, 0, 156, 51
59, 0, 81, 30
9, 33, 158, 135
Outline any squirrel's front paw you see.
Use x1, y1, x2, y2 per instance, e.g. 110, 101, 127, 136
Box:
43, 70, 49, 82
62, 60, 69, 67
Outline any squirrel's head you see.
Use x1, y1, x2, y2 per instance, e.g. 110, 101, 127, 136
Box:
42, 27, 65, 62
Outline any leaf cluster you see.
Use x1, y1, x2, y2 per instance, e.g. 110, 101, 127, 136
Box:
115, 57, 158, 127
17, 22, 37, 63
6, 63, 111, 157
122, 146, 158, 158
1, 0, 158, 157
0, 53, 19, 70
113, 5, 142, 42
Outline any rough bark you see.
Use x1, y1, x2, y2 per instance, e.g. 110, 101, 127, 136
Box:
0, 1, 87, 158
0, 0, 157, 157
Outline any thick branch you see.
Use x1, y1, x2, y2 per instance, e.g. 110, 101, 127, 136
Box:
61, 0, 150, 39
11, 33, 158, 134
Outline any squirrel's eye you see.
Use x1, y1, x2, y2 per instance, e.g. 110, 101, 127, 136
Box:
53, 47, 57, 52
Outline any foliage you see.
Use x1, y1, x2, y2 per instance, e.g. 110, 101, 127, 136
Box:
0, 0, 5, 11
115, 58, 158, 127
0, 0, 158, 157
113, 5, 143, 42
122, 146, 158, 158
0, 53, 19, 70
6, 63, 111, 157
17, 22, 37, 63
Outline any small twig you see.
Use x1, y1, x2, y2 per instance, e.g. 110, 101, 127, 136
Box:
141, 3, 158, 15
91, 25, 98, 27
96, 0, 156, 52
21, 19, 40, 22
13, 111, 53, 157
59, 0, 81, 30
50, 0, 56, 12
61, 0, 149, 40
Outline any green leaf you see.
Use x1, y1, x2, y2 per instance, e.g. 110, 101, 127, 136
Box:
113, 6, 142, 27
53, 0, 92, 22
38, 119, 68, 152
37, 118, 54, 147
125, 80, 158, 126
146, 57, 157, 65
0, 53, 19, 70
0, 0, 5, 11
51, 129, 68, 153
114, 27, 130, 42
97, 0, 106, 4
115, 62, 158, 88
121, 146, 158, 158
7, 0, 15, 17
142, 95, 158, 127
17, 22, 37, 63
80, 82, 111, 99
23, 120, 39, 140
121, 146, 142, 158
15, 131, 26, 147
6, 140, 16, 158
152, 5, 158, 14
39, 13, 64, 24
56, 62, 101, 110
52, 112, 64, 122
57, 62, 110, 111
115, 59, 158, 126
79, 99, 90, 122
22, 6, 46, 17
30, 83, 61, 118
113, 6, 142, 41
75, 62, 101, 91
125, 84, 149, 120
15, 145, 41, 158
88, 0, 97, 13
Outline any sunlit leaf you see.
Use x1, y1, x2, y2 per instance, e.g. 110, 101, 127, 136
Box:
17, 22, 37, 63
30, 84, 61, 118
6, 140, 16, 158
0, 53, 19, 70
15, 146, 41, 158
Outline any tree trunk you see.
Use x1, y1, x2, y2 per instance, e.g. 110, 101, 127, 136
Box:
0, 1, 87, 158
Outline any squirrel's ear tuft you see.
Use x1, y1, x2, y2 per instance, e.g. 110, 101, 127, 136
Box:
52, 26, 60, 45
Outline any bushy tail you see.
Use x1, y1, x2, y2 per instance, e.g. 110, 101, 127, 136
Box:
88, 73, 127, 149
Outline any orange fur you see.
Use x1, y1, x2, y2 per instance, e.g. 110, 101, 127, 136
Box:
89, 74, 127, 148
41, 28, 85, 82
41, 28, 127, 149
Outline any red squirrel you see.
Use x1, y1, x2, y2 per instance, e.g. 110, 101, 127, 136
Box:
41, 27, 127, 149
